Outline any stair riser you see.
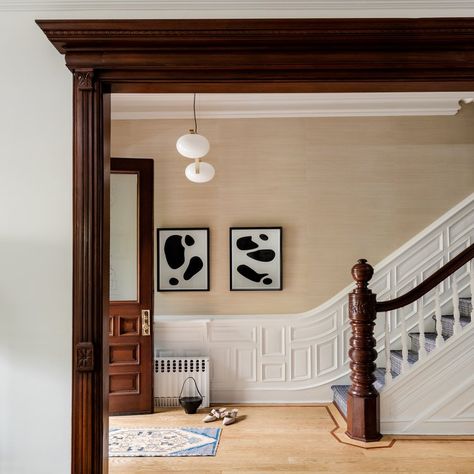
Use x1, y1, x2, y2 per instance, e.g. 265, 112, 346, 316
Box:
331, 386, 349, 418
410, 336, 437, 353
442, 320, 454, 338
440, 318, 470, 338
334, 392, 348, 418
459, 298, 472, 318
390, 351, 418, 376
390, 354, 402, 376
373, 380, 384, 391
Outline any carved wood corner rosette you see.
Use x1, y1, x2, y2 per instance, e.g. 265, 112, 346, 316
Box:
75, 69, 94, 91
76, 342, 94, 372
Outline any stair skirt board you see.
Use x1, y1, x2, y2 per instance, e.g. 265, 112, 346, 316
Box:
331, 298, 473, 431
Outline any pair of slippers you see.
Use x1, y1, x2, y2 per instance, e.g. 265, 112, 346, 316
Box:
203, 408, 239, 426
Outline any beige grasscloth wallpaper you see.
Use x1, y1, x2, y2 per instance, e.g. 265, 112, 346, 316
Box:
111, 104, 474, 315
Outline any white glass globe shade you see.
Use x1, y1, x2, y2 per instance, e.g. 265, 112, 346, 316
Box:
185, 161, 215, 183
176, 133, 210, 159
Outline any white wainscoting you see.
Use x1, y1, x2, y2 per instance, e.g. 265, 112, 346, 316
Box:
155, 193, 474, 403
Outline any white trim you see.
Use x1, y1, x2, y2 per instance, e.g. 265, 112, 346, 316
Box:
111, 93, 474, 120
2, 0, 474, 16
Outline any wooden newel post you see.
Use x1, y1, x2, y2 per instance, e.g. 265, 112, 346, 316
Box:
346, 259, 382, 442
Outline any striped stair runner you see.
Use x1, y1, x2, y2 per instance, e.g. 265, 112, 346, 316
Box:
331, 297, 472, 418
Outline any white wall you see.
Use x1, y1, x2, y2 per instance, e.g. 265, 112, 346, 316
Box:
0, 13, 72, 474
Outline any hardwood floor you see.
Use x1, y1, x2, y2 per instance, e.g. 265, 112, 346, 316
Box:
109, 406, 474, 473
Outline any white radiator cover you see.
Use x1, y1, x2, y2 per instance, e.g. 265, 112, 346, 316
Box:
154, 356, 210, 409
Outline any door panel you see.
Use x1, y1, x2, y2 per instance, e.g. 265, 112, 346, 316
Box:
109, 158, 154, 415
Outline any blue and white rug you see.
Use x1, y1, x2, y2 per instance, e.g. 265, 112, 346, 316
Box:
109, 427, 221, 457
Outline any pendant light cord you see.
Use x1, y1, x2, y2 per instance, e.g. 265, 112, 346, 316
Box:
193, 93, 198, 134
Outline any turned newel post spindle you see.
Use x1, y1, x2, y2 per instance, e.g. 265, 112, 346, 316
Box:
346, 259, 382, 442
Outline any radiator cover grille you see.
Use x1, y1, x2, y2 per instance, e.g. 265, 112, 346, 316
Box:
154, 357, 210, 409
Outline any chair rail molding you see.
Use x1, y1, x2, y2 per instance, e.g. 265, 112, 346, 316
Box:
155, 193, 474, 403
3, 0, 474, 16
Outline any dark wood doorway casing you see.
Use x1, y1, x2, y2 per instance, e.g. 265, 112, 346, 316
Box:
37, 18, 474, 474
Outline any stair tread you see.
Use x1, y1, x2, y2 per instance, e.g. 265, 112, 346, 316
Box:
409, 332, 437, 338
409, 331, 448, 340
435, 314, 471, 322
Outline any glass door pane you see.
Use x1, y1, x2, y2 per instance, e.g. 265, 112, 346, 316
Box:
110, 173, 139, 301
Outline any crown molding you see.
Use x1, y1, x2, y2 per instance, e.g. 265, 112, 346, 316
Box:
111, 93, 474, 120
37, 18, 474, 92
2, 0, 474, 16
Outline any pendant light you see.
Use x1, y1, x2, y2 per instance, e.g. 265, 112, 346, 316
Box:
176, 94, 215, 183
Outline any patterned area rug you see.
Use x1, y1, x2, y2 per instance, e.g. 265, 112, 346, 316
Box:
109, 427, 221, 457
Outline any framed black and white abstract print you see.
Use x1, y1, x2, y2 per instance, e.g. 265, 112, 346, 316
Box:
157, 228, 209, 291
230, 227, 282, 291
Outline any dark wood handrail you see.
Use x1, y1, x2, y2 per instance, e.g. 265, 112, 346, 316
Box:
376, 243, 474, 313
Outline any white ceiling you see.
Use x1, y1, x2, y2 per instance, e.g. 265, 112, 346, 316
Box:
111, 93, 474, 120
2, 0, 474, 16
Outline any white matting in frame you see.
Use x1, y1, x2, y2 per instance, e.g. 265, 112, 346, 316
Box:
230, 227, 282, 291
157, 228, 209, 291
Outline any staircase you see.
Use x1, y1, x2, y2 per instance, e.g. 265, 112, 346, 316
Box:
332, 297, 472, 419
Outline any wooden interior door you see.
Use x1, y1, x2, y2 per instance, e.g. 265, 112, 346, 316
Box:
109, 158, 154, 415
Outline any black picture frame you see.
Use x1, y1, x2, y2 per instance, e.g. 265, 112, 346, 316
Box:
229, 227, 283, 291
157, 228, 210, 292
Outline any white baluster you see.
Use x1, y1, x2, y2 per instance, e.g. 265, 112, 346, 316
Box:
471, 260, 474, 320
401, 310, 410, 373
418, 304, 427, 360
452, 274, 461, 336
435, 286, 444, 347
384, 315, 392, 385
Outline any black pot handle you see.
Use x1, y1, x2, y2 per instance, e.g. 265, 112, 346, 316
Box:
179, 376, 203, 399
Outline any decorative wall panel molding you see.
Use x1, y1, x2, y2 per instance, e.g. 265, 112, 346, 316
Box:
155, 193, 474, 403
3, 0, 474, 16
111, 93, 474, 120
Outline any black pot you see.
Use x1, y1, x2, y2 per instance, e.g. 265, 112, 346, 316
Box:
178, 377, 203, 414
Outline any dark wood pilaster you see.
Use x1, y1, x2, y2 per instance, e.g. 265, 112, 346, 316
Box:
72, 68, 110, 474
